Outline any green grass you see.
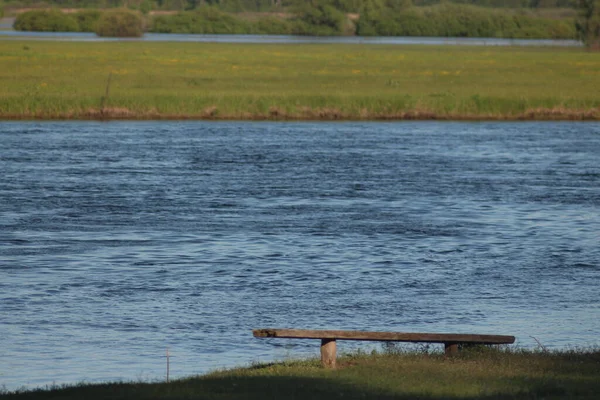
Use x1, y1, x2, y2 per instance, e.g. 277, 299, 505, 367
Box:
2, 348, 599, 399
0, 40, 599, 120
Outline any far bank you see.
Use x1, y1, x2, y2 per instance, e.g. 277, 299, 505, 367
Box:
3, 3, 582, 40
0, 40, 598, 121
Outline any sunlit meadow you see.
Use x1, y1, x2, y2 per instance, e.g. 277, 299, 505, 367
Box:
1, 41, 599, 119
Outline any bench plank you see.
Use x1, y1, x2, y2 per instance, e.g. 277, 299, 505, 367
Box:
253, 329, 515, 345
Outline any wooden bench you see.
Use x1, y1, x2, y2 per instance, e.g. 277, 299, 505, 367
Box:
253, 328, 515, 368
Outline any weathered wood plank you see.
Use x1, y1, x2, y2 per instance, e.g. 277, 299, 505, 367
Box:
320, 339, 336, 368
253, 329, 515, 345
444, 343, 459, 355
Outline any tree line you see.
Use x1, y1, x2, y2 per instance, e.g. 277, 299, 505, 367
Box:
0, 0, 580, 13
5, 0, 600, 47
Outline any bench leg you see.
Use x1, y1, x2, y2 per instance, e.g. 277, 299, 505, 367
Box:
444, 343, 459, 355
321, 339, 336, 368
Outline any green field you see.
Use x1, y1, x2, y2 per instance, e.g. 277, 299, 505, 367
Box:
2, 348, 599, 399
1, 40, 599, 120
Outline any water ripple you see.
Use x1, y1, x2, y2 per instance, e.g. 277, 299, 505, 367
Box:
1, 121, 599, 391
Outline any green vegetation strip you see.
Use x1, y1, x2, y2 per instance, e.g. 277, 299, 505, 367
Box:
2, 348, 599, 399
1, 40, 599, 120
10, 5, 581, 39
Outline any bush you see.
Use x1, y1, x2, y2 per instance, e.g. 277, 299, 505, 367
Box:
73, 9, 102, 32
95, 9, 144, 37
151, 7, 252, 34
14, 10, 80, 32
294, 3, 347, 35
254, 16, 295, 35
357, 3, 577, 39
0, 3, 4, 20
150, 6, 345, 36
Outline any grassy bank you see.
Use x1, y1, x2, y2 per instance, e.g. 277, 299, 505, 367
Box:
2, 348, 599, 399
0, 40, 599, 120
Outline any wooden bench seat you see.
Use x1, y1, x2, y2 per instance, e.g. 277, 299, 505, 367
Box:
253, 328, 515, 368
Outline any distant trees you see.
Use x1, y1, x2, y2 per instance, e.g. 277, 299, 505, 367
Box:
576, 0, 600, 48
0, 0, 583, 13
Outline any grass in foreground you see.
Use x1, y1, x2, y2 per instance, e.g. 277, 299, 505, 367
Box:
2, 348, 599, 399
0, 40, 599, 120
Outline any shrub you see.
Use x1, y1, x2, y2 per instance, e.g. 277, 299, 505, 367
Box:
150, 6, 343, 36
151, 7, 252, 34
357, 3, 576, 39
294, 3, 346, 35
14, 10, 79, 32
73, 10, 102, 32
95, 9, 144, 37
191, 7, 251, 34
254, 16, 295, 35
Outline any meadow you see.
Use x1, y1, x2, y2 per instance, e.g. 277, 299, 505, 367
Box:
1, 348, 599, 399
1, 40, 599, 120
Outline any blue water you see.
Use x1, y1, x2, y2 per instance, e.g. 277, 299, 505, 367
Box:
0, 28, 582, 46
1, 121, 599, 391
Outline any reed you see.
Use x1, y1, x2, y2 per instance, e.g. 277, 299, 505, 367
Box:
0, 40, 599, 120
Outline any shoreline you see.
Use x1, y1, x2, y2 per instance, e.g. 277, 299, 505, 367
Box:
1, 107, 599, 121
2, 348, 599, 398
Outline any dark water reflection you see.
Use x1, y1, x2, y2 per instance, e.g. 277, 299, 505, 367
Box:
0, 121, 598, 390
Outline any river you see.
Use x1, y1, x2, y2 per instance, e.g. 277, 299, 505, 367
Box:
1, 121, 599, 391
0, 19, 582, 46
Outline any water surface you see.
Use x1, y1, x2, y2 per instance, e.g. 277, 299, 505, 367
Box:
1, 121, 599, 391
0, 28, 582, 46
